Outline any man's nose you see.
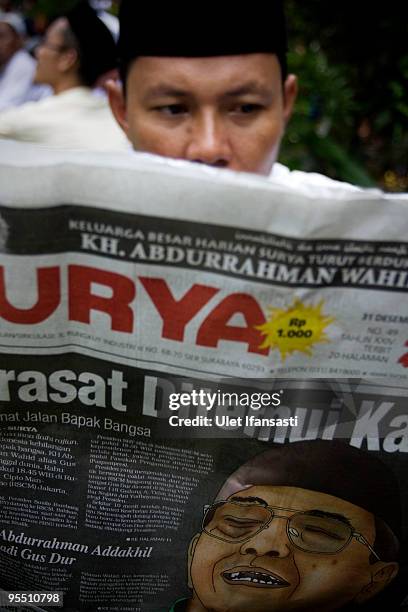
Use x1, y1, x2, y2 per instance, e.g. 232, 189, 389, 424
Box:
240, 519, 292, 558
185, 111, 232, 168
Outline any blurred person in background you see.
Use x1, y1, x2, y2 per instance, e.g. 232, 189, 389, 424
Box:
0, 11, 46, 111
0, 0, 128, 150
89, 0, 119, 42
87, 0, 119, 93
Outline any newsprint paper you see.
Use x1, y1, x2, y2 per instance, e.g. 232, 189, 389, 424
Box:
0, 142, 407, 612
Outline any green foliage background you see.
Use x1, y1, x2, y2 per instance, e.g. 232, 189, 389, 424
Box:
280, 1, 408, 190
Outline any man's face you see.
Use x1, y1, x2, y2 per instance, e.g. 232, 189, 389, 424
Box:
189, 485, 385, 612
109, 54, 297, 175
34, 18, 69, 87
0, 23, 20, 67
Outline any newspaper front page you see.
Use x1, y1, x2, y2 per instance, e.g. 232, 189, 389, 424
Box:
0, 142, 407, 611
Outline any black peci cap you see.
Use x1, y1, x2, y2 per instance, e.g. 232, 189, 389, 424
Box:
118, 0, 288, 81
66, 1, 117, 87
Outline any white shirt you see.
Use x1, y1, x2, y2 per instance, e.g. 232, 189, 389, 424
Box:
0, 49, 46, 112
0, 86, 129, 151
270, 162, 362, 192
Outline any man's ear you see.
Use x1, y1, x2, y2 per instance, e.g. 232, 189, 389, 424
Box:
282, 74, 298, 125
58, 48, 79, 74
354, 562, 399, 604
106, 79, 129, 135
187, 534, 200, 589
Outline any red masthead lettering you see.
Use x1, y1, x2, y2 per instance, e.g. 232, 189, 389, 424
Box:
140, 277, 218, 341
69, 265, 135, 332
0, 266, 60, 324
197, 293, 269, 355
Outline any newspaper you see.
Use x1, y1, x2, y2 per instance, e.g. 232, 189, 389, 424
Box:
0, 142, 407, 611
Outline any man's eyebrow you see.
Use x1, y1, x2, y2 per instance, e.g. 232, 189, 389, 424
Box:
142, 85, 189, 101
306, 509, 352, 527
222, 82, 273, 98
142, 82, 273, 102
230, 496, 268, 507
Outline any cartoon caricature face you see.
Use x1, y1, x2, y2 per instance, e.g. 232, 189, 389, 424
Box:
188, 485, 398, 612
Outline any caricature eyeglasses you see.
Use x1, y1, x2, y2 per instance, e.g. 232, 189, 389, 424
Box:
202, 500, 381, 560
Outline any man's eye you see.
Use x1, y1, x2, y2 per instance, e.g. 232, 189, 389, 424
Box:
233, 104, 263, 115
302, 526, 344, 541
224, 517, 264, 527
155, 104, 188, 116
215, 517, 264, 539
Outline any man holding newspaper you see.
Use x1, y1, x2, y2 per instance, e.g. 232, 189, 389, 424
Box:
0, 2, 407, 612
